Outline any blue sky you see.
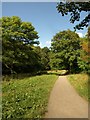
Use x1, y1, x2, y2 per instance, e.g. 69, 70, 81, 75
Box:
2, 2, 88, 48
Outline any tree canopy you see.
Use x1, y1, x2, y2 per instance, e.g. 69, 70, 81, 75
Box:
1, 16, 40, 74
50, 30, 82, 73
56, 1, 90, 30
1, 16, 51, 74
1, 16, 39, 44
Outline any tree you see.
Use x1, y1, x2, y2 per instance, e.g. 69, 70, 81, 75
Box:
34, 46, 50, 71
77, 30, 90, 73
50, 30, 81, 73
1, 16, 39, 74
56, 1, 90, 30
88, 27, 90, 41
1, 16, 39, 44
42, 47, 50, 70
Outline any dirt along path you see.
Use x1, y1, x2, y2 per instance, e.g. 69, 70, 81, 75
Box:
45, 76, 88, 118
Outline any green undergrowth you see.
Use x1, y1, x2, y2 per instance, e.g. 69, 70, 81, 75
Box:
67, 73, 89, 101
2, 75, 58, 119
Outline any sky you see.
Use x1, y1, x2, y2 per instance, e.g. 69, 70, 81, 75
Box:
2, 2, 88, 48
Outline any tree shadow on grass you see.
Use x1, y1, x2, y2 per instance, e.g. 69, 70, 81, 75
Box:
2, 71, 48, 81
2, 70, 72, 81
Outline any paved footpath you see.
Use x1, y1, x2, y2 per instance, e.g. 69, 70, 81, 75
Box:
45, 76, 88, 118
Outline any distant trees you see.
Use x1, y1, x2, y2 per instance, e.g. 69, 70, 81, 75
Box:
50, 30, 82, 73
33, 46, 50, 71
42, 47, 50, 70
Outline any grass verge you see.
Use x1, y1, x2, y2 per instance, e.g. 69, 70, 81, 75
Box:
2, 75, 58, 119
67, 73, 89, 101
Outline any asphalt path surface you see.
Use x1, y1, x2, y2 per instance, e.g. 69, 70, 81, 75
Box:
45, 76, 88, 118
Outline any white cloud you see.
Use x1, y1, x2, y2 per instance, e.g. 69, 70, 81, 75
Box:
46, 40, 51, 45
76, 32, 83, 38
39, 42, 43, 48
38, 40, 51, 48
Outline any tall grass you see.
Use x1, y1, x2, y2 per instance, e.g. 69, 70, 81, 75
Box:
2, 75, 58, 119
67, 73, 89, 101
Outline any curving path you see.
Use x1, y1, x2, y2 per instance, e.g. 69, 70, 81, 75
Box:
45, 76, 88, 118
